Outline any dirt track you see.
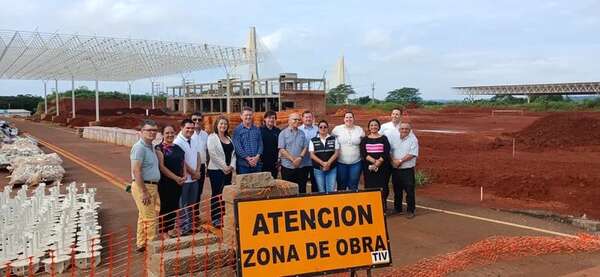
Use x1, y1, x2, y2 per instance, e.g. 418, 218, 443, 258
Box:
6, 116, 600, 276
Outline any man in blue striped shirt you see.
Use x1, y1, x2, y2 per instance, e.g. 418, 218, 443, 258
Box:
232, 106, 263, 174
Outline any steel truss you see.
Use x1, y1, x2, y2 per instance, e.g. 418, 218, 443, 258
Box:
454, 82, 600, 96
0, 29, 249, 81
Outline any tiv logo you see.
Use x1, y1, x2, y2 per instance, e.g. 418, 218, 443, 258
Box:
371, 250, 389, 264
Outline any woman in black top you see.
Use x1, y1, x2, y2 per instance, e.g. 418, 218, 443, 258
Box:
155, 125, 186, 237
360, 119, 391, 210
207, 116, 236, 228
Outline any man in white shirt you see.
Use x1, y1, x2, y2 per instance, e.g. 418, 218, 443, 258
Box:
190, 112, 208, 216
174, 119, 202, 234
379, 107, 403, 138
298, 110, 318, 193
390, 123, 419, 219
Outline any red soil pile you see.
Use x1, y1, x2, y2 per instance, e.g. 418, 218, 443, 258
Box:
514, 113, 600, 149
67, 117, 92, 127
99, 116, 142, 129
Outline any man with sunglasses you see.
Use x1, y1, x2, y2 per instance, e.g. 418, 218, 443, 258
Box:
190, 112, 208, 218
130, 119, 161, 252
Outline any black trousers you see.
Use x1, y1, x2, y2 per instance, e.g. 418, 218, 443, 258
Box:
391, 167, 416, 213
363, 167, 390, 210
281, 166, 309, 194
262, 162, 279, 179
207, 169, 232, 226
301, 166, 318, 193
158, 180, 182, 232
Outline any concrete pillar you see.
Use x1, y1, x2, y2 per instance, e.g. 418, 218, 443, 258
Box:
527, 94, 531, 104
182, 79, 187, 114
210, 99, 214, 112
43, 81, 48, 114
219, 99, 223, 112
55, 79, 59, 116
71, 77, 76, 118
252, 98, 256, 111
278, 96, 282, 111
128, 82, 132, 109
226, 76, 231, 114
95, 80, 99, 122
151, 82, 155, 109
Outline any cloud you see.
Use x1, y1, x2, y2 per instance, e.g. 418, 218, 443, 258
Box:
362, 29, 392, 49
368, 45, 424, 63
261, 29, 285, 51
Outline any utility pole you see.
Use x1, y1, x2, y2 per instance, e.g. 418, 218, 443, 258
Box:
371, 81, 375, 104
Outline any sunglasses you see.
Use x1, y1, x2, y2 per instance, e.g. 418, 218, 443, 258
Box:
319, 125, 328, 129
192, 118, 203, 122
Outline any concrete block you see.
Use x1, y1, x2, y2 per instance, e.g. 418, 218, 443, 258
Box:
149, 243, 235, 277
74, 251, 101, 270
11, 257, 40, 277
222, 179, 298, 203
235, 172, 275, 189
572, 218, 600, 232
147, 232, 219, 256
42, 255, 71, 274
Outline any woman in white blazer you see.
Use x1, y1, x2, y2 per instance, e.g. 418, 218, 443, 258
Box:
207, 116, 236, 228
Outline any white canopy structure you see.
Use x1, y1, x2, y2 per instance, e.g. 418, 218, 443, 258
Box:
0, 29, 252, 121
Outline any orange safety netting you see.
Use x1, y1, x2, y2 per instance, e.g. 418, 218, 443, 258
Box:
380, 233, 600, 277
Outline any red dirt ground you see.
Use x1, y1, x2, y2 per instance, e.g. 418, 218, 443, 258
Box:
325, 107, 600, 220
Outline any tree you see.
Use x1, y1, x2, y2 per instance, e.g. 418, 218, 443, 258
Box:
350, 96, 375, 105
327, 84, 356, 105
385, 87, 422, 104
530, 94, 564, 102
490, 94, 525, 104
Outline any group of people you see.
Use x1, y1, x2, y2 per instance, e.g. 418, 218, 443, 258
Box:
129, 107, 419, 252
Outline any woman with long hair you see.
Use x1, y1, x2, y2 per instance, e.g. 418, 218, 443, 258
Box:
360, 119, 391, 209
155, 125, 186, 237
331, 111, 364, 191
206, 116, 236, 228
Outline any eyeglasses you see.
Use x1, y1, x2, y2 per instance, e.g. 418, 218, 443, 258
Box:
319, 126, 328, 129
192, 118, 203, 122
291, 118, 300, 121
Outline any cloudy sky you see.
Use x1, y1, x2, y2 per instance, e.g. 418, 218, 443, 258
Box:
1, 0, 599, 100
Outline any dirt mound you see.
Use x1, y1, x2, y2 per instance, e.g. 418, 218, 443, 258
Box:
100, 116, 142, 129
76, 107, 167, 116
67, 117, 92, 127
514, 113, 600, 149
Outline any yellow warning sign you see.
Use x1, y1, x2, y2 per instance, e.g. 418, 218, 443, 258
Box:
234, 190, 391, 276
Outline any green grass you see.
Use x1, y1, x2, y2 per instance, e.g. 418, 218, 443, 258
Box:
415, 170, 430, 187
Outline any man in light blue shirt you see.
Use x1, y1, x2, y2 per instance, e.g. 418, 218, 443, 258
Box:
279, 113, 308, 193
298, 110, 318, 193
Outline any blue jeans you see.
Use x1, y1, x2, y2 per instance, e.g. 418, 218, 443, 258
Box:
179, 181, 200, 233
236, 161, 263, 174
313, 168, 337, 193
337, 161, 362, 191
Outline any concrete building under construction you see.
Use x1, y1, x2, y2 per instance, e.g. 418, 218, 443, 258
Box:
166, 73, 327, 115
